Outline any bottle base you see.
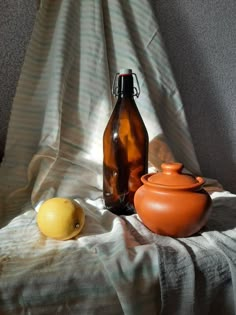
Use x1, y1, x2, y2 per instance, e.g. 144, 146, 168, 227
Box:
105, 203, 136, 216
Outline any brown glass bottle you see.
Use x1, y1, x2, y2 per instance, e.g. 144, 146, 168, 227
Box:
103, 69, 149, 215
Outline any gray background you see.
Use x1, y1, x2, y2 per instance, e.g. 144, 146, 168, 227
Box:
0, 0, 37, 160
154, 0, 236, 193
0, 0, 236, 192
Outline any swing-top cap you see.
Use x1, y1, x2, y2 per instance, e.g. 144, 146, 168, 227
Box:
119, 68, 132, 75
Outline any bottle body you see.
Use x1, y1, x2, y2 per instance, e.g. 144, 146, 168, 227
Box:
103, 70, 149, 215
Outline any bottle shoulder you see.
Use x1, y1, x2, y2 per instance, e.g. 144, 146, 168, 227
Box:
104, 97, 148, 137
112, 97, 142, 116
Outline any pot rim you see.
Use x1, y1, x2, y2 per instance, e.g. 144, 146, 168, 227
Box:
141, 173, 205, 190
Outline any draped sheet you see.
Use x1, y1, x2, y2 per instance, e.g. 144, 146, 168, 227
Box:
0, 1, 236, 314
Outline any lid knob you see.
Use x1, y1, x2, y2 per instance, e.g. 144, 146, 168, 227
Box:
148, 162, 199, 186
161, 162, 183, 175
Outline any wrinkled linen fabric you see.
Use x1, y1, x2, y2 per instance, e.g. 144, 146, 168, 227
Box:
0, 1, 236, 314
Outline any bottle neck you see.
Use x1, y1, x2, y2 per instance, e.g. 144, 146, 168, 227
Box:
117, 74, 134, 98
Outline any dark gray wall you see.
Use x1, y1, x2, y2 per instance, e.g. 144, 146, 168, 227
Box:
0, 0, 37, 160
154, 0, 236, 192
0, 1, 236, 192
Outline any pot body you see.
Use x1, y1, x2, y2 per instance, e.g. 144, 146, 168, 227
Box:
134, 176, 212, 237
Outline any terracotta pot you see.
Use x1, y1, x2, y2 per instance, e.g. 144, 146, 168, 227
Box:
134, 162, 212, 237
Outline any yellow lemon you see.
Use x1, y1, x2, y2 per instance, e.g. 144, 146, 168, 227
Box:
36, 197, 85, 240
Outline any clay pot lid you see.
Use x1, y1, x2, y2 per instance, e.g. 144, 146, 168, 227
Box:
148, 162, 199, 187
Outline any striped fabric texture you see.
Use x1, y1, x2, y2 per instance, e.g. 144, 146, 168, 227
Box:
0, 1, 213, 314
0, 0, 200, 215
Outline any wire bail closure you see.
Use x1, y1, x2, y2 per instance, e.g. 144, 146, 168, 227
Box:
112, 71, 140, 97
